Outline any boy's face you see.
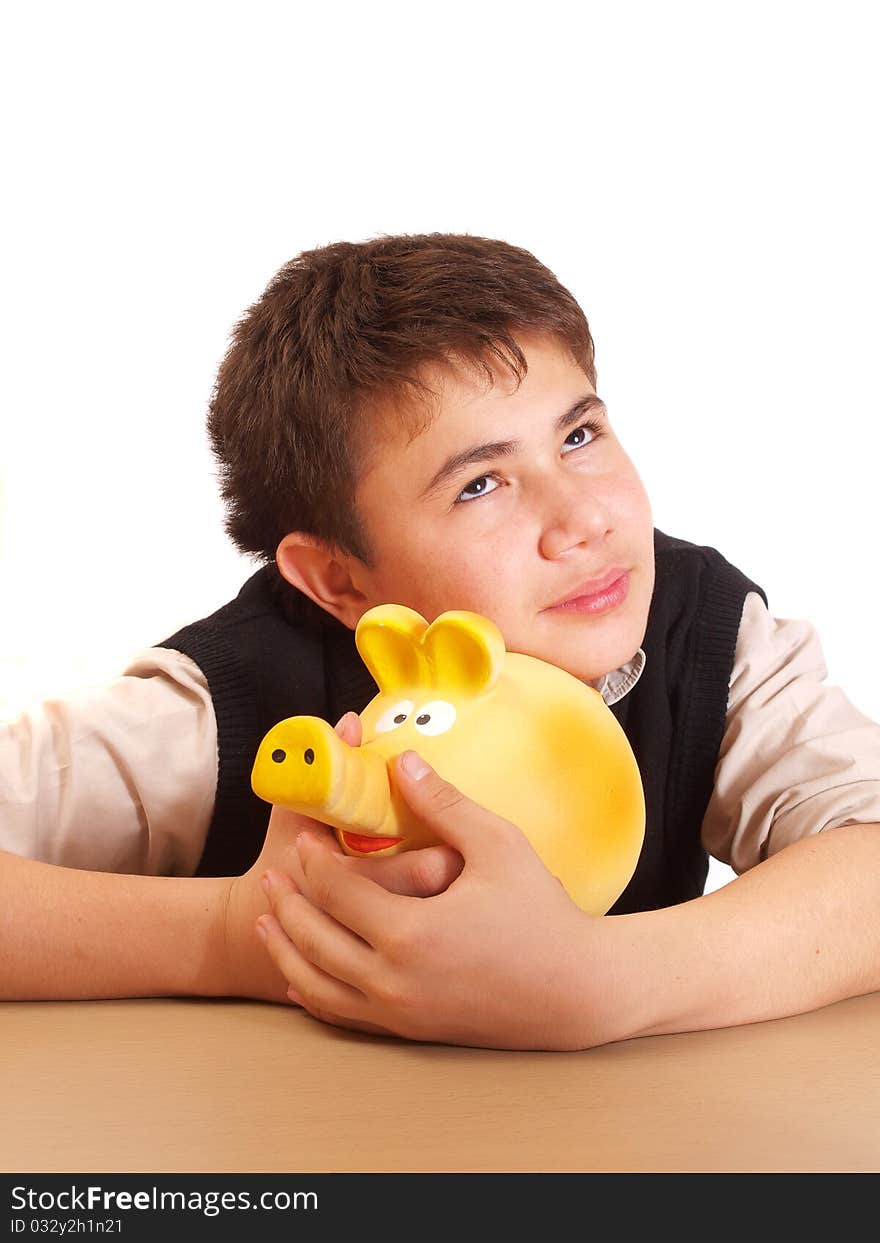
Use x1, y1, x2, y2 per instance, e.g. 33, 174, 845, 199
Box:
342, 333, 655, 684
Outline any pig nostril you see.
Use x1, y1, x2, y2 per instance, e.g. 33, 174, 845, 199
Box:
303, 748, 315, 765
271, 749, 286, 763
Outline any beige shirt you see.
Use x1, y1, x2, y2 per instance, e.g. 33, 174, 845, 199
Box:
2, 592, 879, 877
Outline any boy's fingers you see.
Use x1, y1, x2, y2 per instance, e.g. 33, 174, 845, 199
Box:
299, 831, 463, 898
277, 831, 463, 898
345, 844, 464, 897
262, 868, 298, 897
268, 807, 342, 874
334, 711, 363, 747
291, 992, 398, 1037
295, 837, 414, 949
393, 751, 524, 866
256, 913, 367, 1017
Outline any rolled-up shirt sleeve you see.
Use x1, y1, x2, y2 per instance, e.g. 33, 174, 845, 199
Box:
701, 592, 880, 874
0, 648, 217, 876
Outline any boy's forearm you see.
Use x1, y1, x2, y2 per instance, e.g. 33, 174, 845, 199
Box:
600, 822, 880, 1043
0, 849, 232, 1000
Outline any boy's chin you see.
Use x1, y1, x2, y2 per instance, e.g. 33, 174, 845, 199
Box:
543, 629, 642, 684
536, 593, 648, 677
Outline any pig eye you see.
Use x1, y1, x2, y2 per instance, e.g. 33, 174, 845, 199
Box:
413, 700, 457, 736
375, 699, 414, 733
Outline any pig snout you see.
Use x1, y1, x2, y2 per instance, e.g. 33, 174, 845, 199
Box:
251, 715, 392, 833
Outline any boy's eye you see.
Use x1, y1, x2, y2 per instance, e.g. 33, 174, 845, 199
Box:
564, 420, 604, 454
454, 419, 604, 505
457, 475, 498, 503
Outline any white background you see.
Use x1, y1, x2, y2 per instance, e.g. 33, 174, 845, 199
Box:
2, 1, 878, 892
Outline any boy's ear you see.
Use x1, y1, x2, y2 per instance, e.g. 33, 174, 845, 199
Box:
275, 533, 367, 630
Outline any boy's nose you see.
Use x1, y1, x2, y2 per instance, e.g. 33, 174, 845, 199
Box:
537, 481, 613, 560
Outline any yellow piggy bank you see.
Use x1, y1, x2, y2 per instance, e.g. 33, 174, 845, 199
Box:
251, 604, 645, 915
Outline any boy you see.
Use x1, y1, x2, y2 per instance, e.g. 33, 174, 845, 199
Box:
2, 233, 880, 1049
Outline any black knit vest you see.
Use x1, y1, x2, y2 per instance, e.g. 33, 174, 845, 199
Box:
157, 528, 766, 912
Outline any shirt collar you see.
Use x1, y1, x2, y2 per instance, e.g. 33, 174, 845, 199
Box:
587, 648, 646, 706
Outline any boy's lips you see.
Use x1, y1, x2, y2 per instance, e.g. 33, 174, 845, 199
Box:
543, 567, 629, 611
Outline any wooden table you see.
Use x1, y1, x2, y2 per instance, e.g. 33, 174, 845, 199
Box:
3, 992, 879, 1173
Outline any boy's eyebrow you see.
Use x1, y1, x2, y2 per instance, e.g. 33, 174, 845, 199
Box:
418, 393, 606, 501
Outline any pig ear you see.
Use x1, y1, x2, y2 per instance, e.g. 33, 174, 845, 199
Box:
355, 604, 430, 692
421, 611, 506, 695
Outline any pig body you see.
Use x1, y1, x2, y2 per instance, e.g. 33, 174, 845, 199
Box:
252, 604, 645, 914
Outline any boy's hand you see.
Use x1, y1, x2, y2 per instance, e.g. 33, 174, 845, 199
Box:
256, 751, 606, 1050
219, 715, 463, 1003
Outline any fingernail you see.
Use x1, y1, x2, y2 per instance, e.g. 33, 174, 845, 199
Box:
400, 750, 430, 780
287, 987, 303, 1006
295, 832, 310, 852
260, 872, 272, 895
255, 918, 268, 942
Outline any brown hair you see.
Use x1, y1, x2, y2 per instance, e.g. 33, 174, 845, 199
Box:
207, 232, 597, 627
